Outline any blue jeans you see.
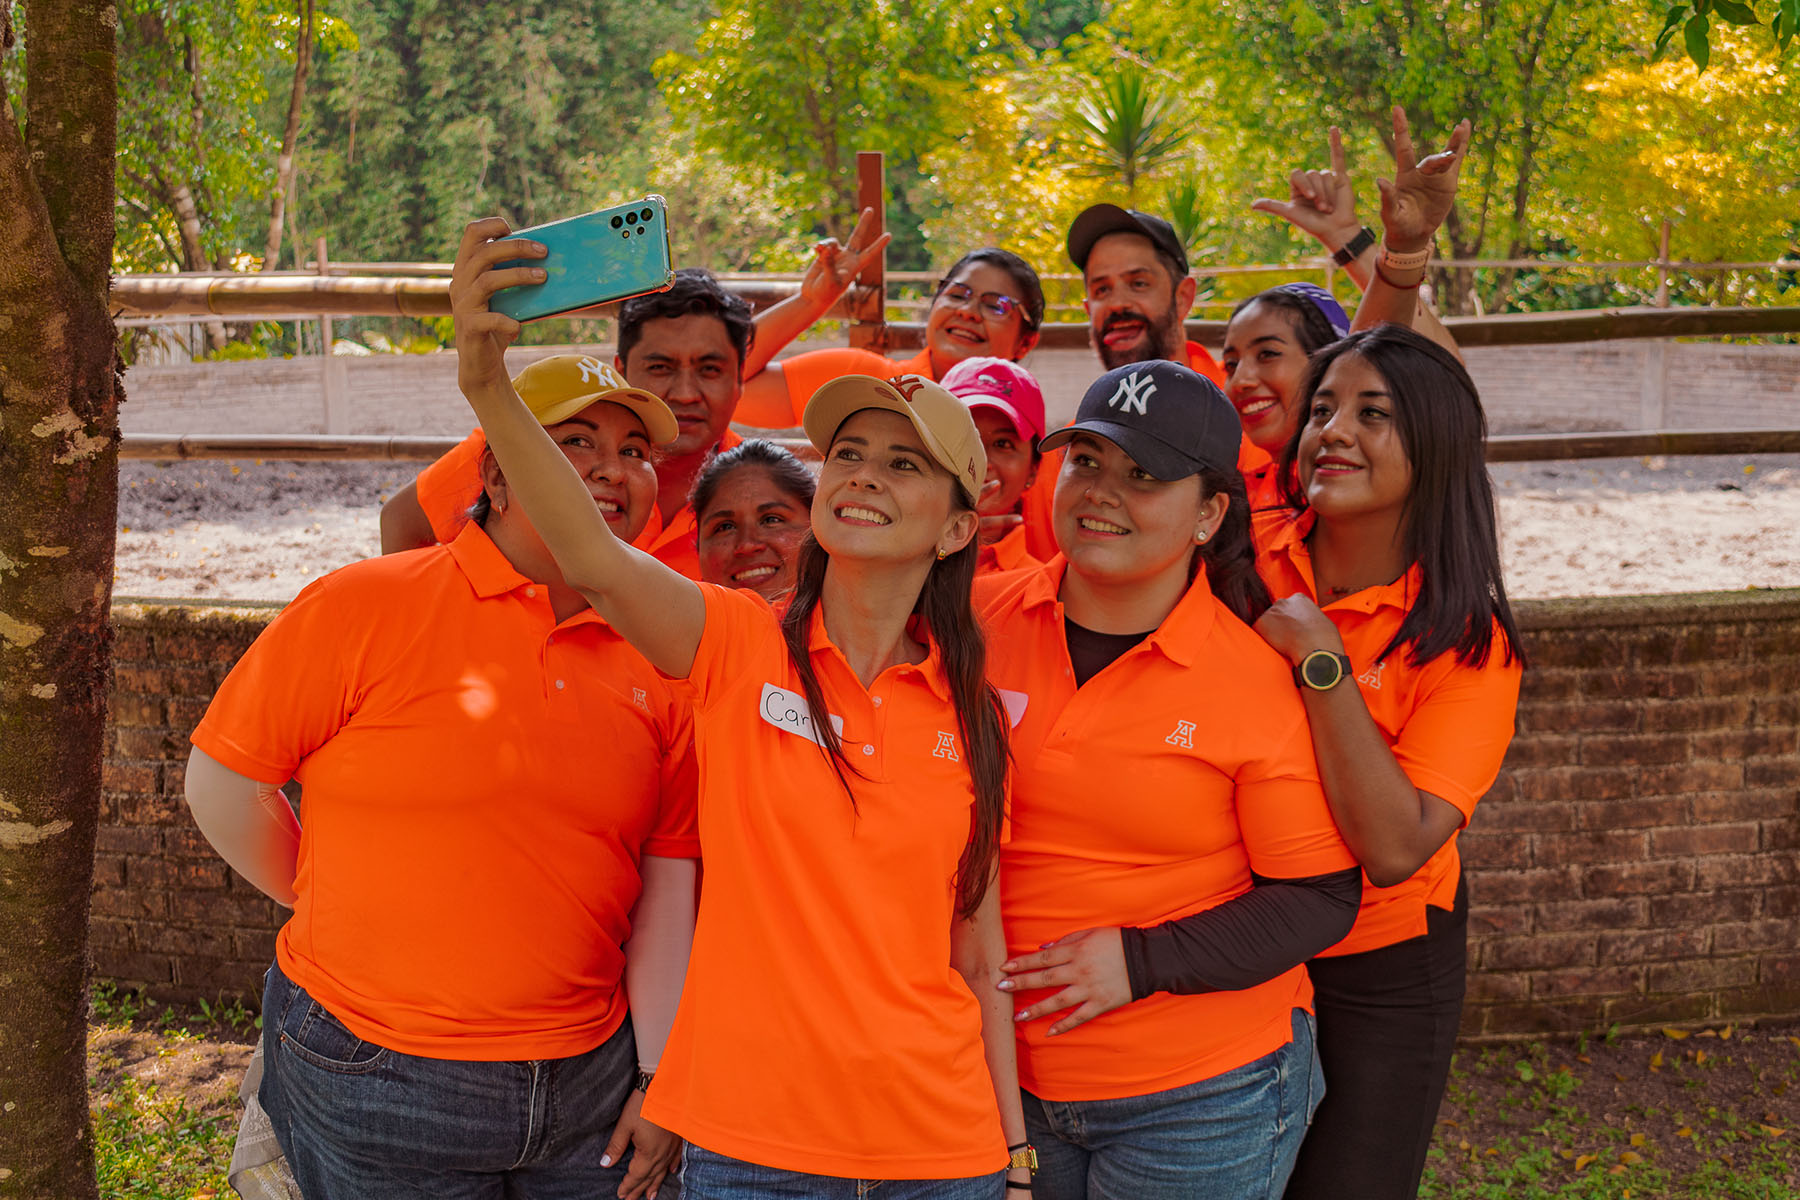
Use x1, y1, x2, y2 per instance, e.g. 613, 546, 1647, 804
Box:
1022, 1008, 1322, 1200
681, 1143, 1005, 1199
259, 958, 670, 1199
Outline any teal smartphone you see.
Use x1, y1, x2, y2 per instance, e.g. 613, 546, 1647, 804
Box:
490, 197, 675, 322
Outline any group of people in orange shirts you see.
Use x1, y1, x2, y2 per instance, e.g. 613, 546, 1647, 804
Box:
185, 110, 1523, 1200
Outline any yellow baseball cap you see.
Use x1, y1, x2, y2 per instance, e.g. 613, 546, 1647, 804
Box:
510, 354, 678, 445
803, 373, 987, 502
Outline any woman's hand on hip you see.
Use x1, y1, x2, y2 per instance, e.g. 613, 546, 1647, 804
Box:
999, 927, 1131, 1036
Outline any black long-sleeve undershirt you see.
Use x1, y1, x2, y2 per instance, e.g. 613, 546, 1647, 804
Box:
1122, 867, 1364, 997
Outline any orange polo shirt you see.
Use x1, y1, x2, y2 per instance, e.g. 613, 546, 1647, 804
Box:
413, 427, 741, 578
640, 584, 1006, 1179
1244, 460, 1297, 514
977, 560, 1357, 1101
734, 346, 934, 428
1253, 508, 1522, 957
977, 524, 1039, 576
190, 524, 699, 1060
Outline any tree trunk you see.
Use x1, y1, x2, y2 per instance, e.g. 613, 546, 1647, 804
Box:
263, 0, 315, 272
0, 4, 119, 1196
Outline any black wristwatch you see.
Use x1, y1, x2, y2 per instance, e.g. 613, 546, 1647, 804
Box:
1331, 226, 1377, 267
1294, 649, 1354, 691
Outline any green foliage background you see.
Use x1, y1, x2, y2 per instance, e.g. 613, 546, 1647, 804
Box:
78, 0, 1800, 335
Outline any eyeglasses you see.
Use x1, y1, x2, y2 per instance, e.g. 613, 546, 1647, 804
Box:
936, 281, 1023, 321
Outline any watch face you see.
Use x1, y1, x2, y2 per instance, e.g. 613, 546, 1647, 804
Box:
1303, 652, 1343, 689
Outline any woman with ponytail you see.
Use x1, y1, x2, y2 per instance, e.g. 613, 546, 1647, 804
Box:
450, 217, 1031, 1199
975, 361, 1363, 1200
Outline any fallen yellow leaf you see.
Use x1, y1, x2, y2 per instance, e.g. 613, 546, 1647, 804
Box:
1630, 1133, 1646, 1147
1662, 1027, 1690, 1039
1677, 1126, 1694, 1138
1576, 1153, 1598, 1170
1485, 1148, 1499, 1157
1560, 1149, 1575, 1160
1459, 1140, 1471, 1151
1650, 1051, 1663, 1070
1577, 1053, 1592, 1063
1762, 1125, 1787, 1138
1696, 1049, 1708, 1065
1721, 1025, 1733, 1040
1621, 1150, 1644, 1165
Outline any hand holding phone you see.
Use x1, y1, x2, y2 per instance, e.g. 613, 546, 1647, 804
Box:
490, 196, 676, 322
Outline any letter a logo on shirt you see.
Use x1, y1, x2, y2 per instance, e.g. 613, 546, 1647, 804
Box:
933, 731, 960, 761
1165, 719, 1195, 748
1358, 661, 1385, 690
1107, 371, 1157, 416
632, 687, 648, 710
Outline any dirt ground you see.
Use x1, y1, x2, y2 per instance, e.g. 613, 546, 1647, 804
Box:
113, 454, 1800, 604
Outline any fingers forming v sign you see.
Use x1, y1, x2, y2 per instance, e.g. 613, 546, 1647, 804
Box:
801, 206, 893, 310
1374, 107, 1472, 254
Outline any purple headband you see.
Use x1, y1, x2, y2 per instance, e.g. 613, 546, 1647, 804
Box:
1273, 282, 1352, 338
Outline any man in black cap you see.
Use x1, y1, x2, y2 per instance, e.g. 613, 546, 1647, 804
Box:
1065, 204, 1227, 387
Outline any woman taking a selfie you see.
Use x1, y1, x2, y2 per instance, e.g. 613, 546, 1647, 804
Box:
449, 216, 1035, 1199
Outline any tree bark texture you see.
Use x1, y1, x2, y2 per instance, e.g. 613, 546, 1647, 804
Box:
263, 0, 316, 272
0, 3, 119, 1196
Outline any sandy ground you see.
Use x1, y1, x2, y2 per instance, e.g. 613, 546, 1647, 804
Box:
113, 455, 1800, 604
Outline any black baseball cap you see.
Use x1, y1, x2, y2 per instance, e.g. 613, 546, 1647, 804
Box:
1040, 360, 1239, 481
1067, 204, 1189, 276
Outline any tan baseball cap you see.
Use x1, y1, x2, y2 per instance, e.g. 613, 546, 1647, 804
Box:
803, 373, 987, 502
511, 354, 678, 445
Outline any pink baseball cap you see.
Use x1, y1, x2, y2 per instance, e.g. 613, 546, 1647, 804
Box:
939, 357, 1047, 444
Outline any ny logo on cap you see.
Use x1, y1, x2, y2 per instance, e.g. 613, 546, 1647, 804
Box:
1107, 371, 1157, 416
891, 375, 929, 404
577, 355, 610, 384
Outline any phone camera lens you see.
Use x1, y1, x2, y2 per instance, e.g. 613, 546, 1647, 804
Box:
641, 208, 653, 221
620, 231, 630, 239
610, 215, 623, 229
626, 211, 639, 225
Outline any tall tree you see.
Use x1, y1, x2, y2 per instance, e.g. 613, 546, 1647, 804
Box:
0, 1, 119, 1196
297, 0, 707, 263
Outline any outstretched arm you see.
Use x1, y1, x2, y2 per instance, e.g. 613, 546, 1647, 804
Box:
450, 217, 707, 677
1251, 121, 1463, 360
743, 207, 891, 379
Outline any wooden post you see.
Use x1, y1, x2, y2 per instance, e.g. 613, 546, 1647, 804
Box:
848, 151, 887, 351
316, 236, 349, 434
1655, 218, 1672, 308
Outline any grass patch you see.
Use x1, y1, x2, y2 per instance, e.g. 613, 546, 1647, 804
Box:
1423, 1022, 1800, 1198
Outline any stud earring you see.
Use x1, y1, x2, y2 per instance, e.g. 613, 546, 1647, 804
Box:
1196, 530, 1208, 543
936, 548, 948, 560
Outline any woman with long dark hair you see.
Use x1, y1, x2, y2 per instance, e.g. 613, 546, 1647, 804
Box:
1253, 110, 1525, 1200
980, 361, 1363, 1199
449, 217, 1034, 1199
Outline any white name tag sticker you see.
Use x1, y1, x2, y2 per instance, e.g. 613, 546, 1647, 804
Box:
997, 688, 1029, 729
759, 683, 844, 747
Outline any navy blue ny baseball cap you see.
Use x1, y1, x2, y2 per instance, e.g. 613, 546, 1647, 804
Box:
1040, 360, 1240, 482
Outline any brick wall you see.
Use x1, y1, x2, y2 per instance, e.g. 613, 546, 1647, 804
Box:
96, 592, 1800, 1038
120, 340, 1800, 440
